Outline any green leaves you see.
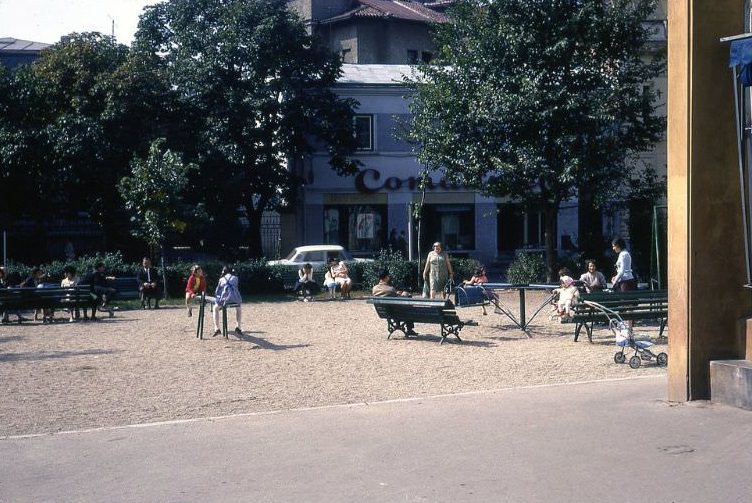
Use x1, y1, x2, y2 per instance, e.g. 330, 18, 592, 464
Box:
406, 0, 664, 279
118, 138, 195, 247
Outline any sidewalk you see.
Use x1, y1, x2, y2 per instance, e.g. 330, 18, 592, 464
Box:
2, 376, 750, 503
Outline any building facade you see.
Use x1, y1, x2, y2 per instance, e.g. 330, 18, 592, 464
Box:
288, 0, 447, 64
286, 64, 578, 265
0, 37, 50, 70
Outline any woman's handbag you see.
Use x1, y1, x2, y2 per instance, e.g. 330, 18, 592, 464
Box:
422, 280, 430, 298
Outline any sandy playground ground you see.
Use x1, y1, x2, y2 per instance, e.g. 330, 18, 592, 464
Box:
0, 290, 668, 437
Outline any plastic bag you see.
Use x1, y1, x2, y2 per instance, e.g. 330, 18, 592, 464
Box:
444, 278, 455, 295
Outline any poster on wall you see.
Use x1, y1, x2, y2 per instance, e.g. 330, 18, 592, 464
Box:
357, 213, 374, 239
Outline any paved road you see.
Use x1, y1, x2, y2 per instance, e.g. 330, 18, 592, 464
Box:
2, 376, 750, 503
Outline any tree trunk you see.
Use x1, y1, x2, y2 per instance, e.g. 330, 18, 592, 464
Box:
577, 186, 604, 261
544, 202, 559, 283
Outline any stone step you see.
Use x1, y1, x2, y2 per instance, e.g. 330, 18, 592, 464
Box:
710, 360, 752, 410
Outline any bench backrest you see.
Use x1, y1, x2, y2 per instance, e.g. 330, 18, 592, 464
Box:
108, 277, 140, 300
572, 289, 667, 319
0, 287, 95, 309
368, 296, 453, 323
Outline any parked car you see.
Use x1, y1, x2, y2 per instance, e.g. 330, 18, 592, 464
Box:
266, 245, 372, 269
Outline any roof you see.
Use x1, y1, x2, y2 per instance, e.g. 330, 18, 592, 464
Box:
320, 0, 447, 25
0, 37, 51, 53
338, 64, 415, 85
292, 245, 345, 252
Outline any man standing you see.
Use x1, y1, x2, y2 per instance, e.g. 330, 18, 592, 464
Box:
137, 257, 161, 309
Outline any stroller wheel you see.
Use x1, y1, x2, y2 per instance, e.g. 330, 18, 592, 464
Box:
629, 355, 642, 369
656, 352, 668, 367
614, 352, 626, 364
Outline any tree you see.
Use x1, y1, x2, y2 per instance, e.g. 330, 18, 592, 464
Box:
406, 0, 665, 280
0, 33, 136, 249
118, 138, 196, 256
133, 0, 359, 258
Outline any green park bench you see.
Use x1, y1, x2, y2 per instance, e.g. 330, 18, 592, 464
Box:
0, 286, 96, 323
562, 289, 668, 342
367, 296, 478, 344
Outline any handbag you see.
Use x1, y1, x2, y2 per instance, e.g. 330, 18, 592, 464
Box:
422, 280, 430, 298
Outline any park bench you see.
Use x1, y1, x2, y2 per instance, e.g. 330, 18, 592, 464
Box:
367, 296, 478, 344
107, 277, 140, 300
0, 286, 96, 323
562, 289, 668, 342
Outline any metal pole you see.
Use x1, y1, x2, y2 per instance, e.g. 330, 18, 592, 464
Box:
407, 203, 414, 261
2, 230, 6, 267
732, 66, 752, 285
160, 244, 168, 299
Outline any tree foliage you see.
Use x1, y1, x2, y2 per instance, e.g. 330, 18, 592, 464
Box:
132, 0, 359, 257
118, 138, 196, 250
407, 0, 665, 280
0, 33, 136, 244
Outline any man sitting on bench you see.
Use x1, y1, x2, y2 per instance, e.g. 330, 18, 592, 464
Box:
137, 257, 161, 309
372, 270, 417, 336
82, 262, 117, 319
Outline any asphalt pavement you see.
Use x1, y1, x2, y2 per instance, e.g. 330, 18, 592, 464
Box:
2, 376, 750, 503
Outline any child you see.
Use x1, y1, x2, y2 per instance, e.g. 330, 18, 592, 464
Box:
462, 266, 489, 286
555, 275, 580, 318
185, 265, 207, 317
323, 260, 338, 300
295, 263, 319, 301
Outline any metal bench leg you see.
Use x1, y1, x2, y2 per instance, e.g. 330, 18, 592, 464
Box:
574, 323, 583, 342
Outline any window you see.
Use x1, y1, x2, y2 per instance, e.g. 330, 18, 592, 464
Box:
353, 115, 374, 151
421, 51, 433, 63
323, 205, 387, 253
340, 48, 352, 63
407, 49, 418, 64
422, 205, 475, 251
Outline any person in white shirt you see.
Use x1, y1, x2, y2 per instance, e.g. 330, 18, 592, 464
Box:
611, 238, 636, 292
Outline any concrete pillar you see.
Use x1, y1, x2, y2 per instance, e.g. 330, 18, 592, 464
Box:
667, 0, 752, 400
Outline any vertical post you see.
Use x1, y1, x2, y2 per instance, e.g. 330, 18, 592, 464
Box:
2, 230, 6, 267
407, 203, 414, 261
160, 244, 168, 300
668, 0, 750, 400
518, 288, 526, 329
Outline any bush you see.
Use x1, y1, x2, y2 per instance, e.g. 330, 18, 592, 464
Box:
505, 251, 546, 284
361, 249, 420, 293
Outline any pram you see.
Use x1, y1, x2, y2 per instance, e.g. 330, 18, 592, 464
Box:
582, 300, 668, 369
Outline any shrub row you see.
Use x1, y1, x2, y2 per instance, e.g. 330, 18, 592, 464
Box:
1, 250, 484, 297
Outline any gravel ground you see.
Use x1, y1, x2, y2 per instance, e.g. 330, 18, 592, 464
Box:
0, 290, 668, 437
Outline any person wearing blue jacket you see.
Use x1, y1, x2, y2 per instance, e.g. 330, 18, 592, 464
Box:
212, 265, 242, 336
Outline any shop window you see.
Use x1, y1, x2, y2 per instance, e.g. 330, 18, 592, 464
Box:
407, 49, 418, 64
421, 51, 433, 63
497, 203, 551, 252
323, 204, 387, 253
422, 205, 475, 252
354, 115, 374, 151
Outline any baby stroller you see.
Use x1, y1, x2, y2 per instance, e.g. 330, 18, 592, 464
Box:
582, 300, 668, 369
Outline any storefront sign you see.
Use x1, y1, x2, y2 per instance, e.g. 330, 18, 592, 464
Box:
355, 168, 459, 194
